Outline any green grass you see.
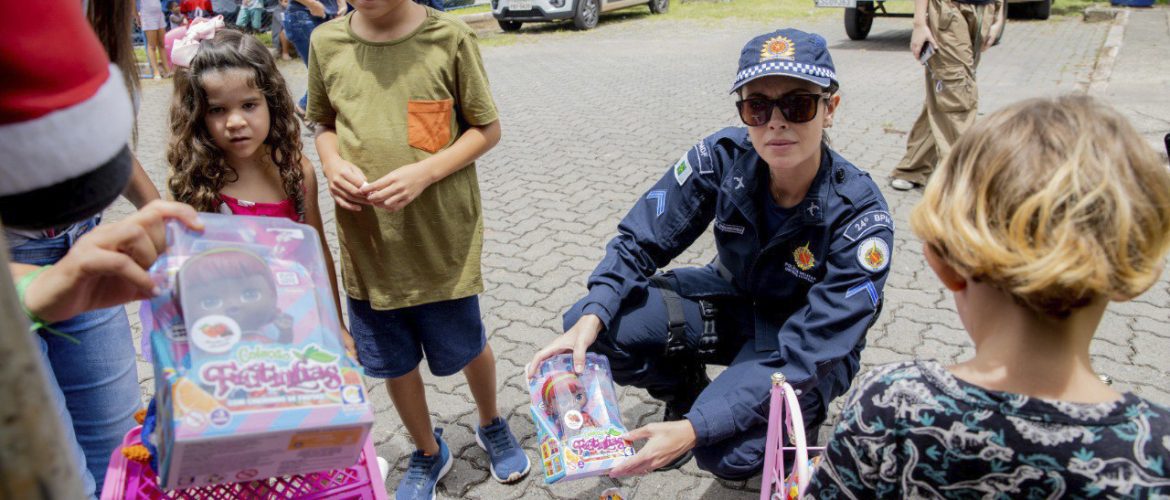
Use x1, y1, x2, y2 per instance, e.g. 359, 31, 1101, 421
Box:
452, 3, 493, 14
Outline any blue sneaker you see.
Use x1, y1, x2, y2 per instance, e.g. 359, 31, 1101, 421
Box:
475, 417, 531, 484
395, 428, 452, 500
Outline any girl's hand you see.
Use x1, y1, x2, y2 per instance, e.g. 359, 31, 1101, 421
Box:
527, 314, 602, 377
321, 158, 369, 211
910, 23, 937, 62
361, 162, 434, 212
608, 420, 698, 477
22, 201, 204, 323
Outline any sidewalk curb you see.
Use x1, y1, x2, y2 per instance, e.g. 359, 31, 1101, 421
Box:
1084, 9, 1129, 94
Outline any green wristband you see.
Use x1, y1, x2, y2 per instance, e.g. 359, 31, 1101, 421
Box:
15, 265, 79, 344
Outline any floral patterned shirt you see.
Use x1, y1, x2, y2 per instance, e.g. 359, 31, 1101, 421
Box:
806, 360, 1170, 498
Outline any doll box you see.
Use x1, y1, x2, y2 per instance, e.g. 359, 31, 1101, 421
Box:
144, 214, 374, 490
528, 354, 635, 483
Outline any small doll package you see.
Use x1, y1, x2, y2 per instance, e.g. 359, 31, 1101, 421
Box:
142, 214, 373, 490
528, 353, 635, 483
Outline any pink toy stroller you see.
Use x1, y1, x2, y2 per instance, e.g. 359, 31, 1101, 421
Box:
760, 373, 824, 500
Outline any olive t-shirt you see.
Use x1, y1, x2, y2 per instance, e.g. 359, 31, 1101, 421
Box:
306, 9, 498, 310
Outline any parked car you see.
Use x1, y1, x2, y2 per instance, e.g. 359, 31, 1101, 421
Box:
817, 0, 1046, 41
491, 0, 667, 31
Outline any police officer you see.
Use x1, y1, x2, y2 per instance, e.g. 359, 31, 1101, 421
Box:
529, 28, 895, 479
889, 0, 1005, 190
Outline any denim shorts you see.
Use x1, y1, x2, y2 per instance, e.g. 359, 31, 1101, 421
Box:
347, 295, 487, 379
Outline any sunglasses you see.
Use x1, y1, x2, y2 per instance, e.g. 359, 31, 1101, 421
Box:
735, 93, 830, 126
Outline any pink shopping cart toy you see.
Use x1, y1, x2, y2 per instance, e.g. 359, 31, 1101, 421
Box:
528, 353, 635, 483
760, 372, 824, 500
142, 214, 374, 491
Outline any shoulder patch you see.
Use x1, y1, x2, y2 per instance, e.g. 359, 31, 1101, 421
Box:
694, 140, 714, 174
856, 237, 890, 273
843, 210, 894, 242
673, 154, 693, 185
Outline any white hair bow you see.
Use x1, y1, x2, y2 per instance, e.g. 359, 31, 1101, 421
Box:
170, 15, 226, 68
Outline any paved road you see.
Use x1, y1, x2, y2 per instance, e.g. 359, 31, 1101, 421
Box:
114, 9, 1169, 498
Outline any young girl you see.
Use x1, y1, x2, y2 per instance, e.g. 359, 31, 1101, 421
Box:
165, 28, 355, 357
806, 95, 1170, 497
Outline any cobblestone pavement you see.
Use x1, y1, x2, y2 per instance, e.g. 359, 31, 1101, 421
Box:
111, 9, 1169, 499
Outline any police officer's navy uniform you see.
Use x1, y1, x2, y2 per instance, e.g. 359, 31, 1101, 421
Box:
562, 29, 895, 479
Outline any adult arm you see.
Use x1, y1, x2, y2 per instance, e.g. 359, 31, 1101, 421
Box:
292, 0, 326, 16
910, 0, 936, 59
122, 153, 162, 209
982, 0, 1007, 52
13, 200, 202, 324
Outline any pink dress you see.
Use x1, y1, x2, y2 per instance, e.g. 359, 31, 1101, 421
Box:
218, 193, 301, 223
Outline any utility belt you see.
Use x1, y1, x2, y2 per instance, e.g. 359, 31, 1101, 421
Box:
648, 272, 720, 363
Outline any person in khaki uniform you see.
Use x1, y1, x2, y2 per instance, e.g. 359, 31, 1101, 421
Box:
890, 0, 1005, 190
307, 1, 530, 498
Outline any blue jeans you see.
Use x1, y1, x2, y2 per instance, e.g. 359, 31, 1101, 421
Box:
8, 217, 141, 498
283, 9, 333, 111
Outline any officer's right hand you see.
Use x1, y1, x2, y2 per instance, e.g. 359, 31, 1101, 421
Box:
910, 24, 937, 62
527, 314, 603, 377
321, 158, 369, 212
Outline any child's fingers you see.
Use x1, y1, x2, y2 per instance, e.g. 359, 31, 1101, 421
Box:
333, 195, 363, 212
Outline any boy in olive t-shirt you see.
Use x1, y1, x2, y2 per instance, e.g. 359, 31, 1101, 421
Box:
307, 1, 529, 498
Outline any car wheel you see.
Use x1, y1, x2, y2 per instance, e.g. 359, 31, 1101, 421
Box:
499, 20, 523, 31
844, 1, 874, 40
1031, 0, 1051, 20
573, 0, 599, 29
649, 0, 668, 14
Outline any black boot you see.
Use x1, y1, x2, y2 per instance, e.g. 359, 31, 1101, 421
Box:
654, 362, 710, 471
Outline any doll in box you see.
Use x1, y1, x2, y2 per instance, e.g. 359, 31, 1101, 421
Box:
177, 248, 293, 353
541, 372, 599, 439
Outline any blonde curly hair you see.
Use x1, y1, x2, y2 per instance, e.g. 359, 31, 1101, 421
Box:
911, 95, 1170, 317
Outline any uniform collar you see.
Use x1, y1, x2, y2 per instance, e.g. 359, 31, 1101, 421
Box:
725, 141, 832, 231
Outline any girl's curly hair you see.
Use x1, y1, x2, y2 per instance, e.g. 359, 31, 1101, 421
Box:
167, 29, 303, 219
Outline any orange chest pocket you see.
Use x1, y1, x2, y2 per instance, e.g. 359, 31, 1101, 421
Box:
407, 99, 454, 154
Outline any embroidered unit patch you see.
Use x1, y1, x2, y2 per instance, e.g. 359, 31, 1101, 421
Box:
760, 35, 796, 62
793, 242, 816, 271
857, 237, 889, 273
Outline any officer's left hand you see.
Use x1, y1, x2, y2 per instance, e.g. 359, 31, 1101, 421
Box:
608, 420, 698, 477
361, 161, 434, 212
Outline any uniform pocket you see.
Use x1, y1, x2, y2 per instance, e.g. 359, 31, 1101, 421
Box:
407, 99, 453, 154
933, 69, 976, 113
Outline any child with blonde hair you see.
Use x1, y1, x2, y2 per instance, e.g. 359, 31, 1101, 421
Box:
807, 95, 1170, 497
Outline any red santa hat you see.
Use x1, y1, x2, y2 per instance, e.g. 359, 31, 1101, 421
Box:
0, 0, 134, 230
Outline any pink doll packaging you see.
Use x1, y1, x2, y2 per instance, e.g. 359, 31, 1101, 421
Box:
142, 213, 373, 490
529, 353, 635, 483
